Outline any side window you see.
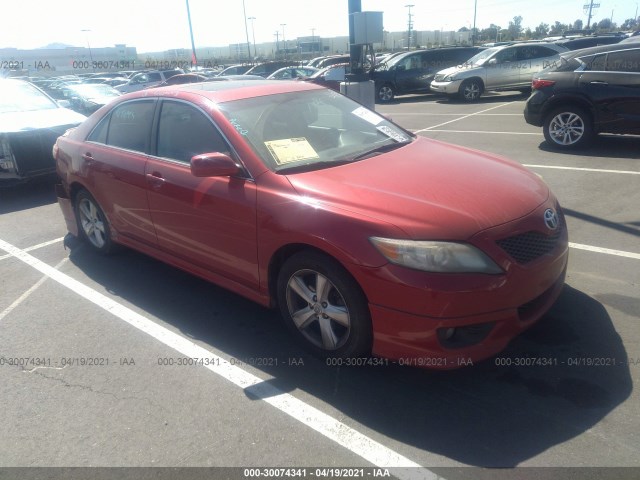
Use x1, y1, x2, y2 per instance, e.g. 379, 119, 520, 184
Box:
583, 54, 607, 71
147, 72, 162, 82
87, 115, 109, 144
156, 101, 229, 163
606, 50, 640, 72
495, 48, 517, 63
106, 100, 155, 152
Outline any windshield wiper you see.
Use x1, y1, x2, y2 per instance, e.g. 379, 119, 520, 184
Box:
350, 140, 411, 162
277, 159, 355, 174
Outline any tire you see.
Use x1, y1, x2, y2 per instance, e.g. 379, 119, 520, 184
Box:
277, 251, 372, 359
543, 106, 593, 149
459, 79, 483, 102
377, 84, 395, 103
74, 189, 116, 254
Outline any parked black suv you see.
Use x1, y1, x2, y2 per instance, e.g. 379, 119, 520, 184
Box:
371, 47, 484, 102
552, 35, 624, 51
524, 43, 640, 149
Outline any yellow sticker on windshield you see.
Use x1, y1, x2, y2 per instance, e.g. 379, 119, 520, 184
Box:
265, 138, 319, 165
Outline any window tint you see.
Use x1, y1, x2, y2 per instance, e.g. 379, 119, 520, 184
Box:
156, 101, 229, 163
87, 116, 108, 143
606, 50, 640, 72
582, 53, 607, 71
495, 48, 517, 63
105, 100, 155, 152
518, 46, 557, 60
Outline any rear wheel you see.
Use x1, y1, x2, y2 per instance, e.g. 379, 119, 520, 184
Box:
543, 106, 593, 149
377, 84, 395, 103
74, 189, 116, 254
277, 251, 372, 359
459, 79, 483, 102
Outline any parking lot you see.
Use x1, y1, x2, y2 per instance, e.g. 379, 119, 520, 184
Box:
1, 90, 639, 479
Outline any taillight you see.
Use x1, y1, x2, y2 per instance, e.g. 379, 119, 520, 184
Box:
532, 78, 555, 90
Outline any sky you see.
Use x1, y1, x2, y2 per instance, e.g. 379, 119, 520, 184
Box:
1, 0, 636, 53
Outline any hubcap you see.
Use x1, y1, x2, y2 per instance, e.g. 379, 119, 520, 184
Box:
286, 269, 350, 351
549, 112, 584, 145
379, 86, 393, 101
78, 198, 106, 248
463, 83, 480, 100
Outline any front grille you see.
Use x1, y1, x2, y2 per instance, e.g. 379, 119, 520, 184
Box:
497, 227, 563, 264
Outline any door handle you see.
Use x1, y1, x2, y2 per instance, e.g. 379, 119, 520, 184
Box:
589, 81, 609, 86
145, 172, 166, 188
81, 152, 94, 164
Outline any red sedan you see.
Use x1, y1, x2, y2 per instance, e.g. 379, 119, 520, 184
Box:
54, 80, 568, 368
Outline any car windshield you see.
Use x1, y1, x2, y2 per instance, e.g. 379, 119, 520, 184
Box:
0, 81, 59, 113
218, 89, 414, 173
465, 47, 500, 65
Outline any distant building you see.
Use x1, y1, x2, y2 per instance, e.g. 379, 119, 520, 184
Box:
0, 45, 138, 76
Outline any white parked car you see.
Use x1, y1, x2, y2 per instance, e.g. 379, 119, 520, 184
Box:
430, 43, 568, 101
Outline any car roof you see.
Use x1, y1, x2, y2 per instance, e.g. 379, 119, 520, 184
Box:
561, 42, 640, 59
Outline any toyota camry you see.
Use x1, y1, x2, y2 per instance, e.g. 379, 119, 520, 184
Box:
54, 80, 568, 368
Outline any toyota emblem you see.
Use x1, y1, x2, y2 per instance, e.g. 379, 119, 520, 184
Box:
544, 208, 559, 230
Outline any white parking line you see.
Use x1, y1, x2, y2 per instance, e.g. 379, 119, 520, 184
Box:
415, 103, 510, 132
0, 237, 434, 480
418, 129, 538, 135
0, 236, 65, 262
569, 243, 640, 260
0, 258, 68, 322
523, 164, 640, 175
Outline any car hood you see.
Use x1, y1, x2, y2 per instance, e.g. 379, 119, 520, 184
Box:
437, 63, 482, 77
285, 137, 549, 240
0, 108, 86, 133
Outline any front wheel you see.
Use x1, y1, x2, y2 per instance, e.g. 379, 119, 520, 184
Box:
459, 79, 483, 102
377, 84, 395, 103
277, 251, 372, 359
543, 106, 593, 149
74, 189, 116, 254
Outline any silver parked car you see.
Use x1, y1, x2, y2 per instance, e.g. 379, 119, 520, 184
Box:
430, 43, 568, 101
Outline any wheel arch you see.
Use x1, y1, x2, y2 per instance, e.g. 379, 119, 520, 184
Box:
541, 96, 597, 130
267, 243, 369, 309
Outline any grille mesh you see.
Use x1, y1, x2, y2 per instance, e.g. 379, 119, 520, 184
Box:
496, 227, 563, 264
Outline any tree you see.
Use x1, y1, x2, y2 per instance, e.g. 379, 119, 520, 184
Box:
533, 22, 550, 39
549, 21, 569, 35
594, 18, 616, 32
621, 17, 639, 30
572, 19, 584, 30
507, 15, 523, 40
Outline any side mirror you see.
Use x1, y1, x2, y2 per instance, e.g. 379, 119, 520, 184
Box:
190, 152, 241, 177
487, 58, 498, 65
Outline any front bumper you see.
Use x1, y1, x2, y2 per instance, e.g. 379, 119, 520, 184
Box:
429, 79, 463, 95
350, 200, 569, 369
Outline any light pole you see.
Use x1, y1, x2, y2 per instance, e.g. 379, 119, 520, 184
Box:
472, 0, 478, 46
248, 17, 257, 59
405, 4, 414, 50
274, 31, 280, 57
241, 0, 251, 62
80, 29, 95, 72
185, 0, 198, 67
281, 23, 287, 57
311, 28, 316, 57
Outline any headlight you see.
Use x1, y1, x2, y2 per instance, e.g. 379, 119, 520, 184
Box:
443, 73, 459, 82
370, 237, 503, 274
